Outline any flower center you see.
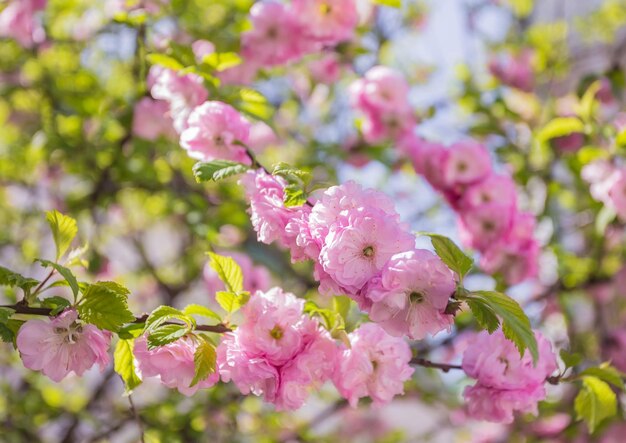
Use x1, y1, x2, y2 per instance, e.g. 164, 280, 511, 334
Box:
482, 220, 495, 232
457, 161, 468, 172
56, 323, 83, 344
319, 3, 332, 15
269, 325, 283, 340
266, 27, 278, 39
409, 291, 424, 304
362, 245, 375, 258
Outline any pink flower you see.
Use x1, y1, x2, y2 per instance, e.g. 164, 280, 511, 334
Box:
149, 66, 208, 133
462, 329, 557, 423
134, 335, 219, 396
132, 97, 176, 141
0, 0, 46, 48
366, 249, 456, 339
180, 101, 251, 163
606, 168, 626, 221
309, 53, 342, 84
460, 174, 517, 211
553, 132, 584, 152
16, 309, 111, 382
443, 141, 492, 187
458, 203, 514, 251
217, 60, 259, 86
248, 121, 277, 152
334, 323, 414, 407
399, 134, 450, 193
293, 0, 358, 45
217, 287, 337, 410
488, 50, 534, 92
241, 2, 311, 67
191, 39, 215, 63
604, 330, 626, 372
204, 251, 271, 294
480, 238, 540, 285
240, 169, 310, 251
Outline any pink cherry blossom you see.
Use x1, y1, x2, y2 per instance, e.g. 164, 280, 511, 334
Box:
149, 66, 208, 133
399, 134, 450, 193
606, 168, 626, 221
179, 101, 251, 163
16, 309, 111, 382
462, 329, 557, 423
334, 323, 414, 407
488, 50, 534, 92
292, 0, 358, 45
0, 0, 46, 48
248, 121, 277, 152
134, 335, 219, 396
460, 174, 518, 211
366, 249, 456, 339
458, 202, 514, 251
217, 287, 337, 410
443, 141, 492, 188
132, 97, 176, 141
203, 251, 271, 294
309, 53, 342, 84
191, 39, 215, 63
241, 2, 311, 67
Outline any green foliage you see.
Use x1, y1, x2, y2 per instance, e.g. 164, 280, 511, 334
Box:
207, 252, 244, 293
114, 338, 142, 392
537, 117, 585, 142
192, 160, 249, 182
575, 376, 617, 433
77, 281, 135, 331
41, 296, 72, 315
0, 266, 38, 292
215, 290, 250, 314
146, 53, 184, 71
143, 306, 195, 349
579, 364, 625, 391
0, 307, 15, 343
183, 304, 222, 322
272, 162, 312, 207
560, 349, 583, 369
147, 324, 190, 348
45, 210, 78, 260
202, 52, 242, 71
418, 233, 473, 279
190, 335, 217, 388
35, 259, 79, 299
463, 291, 538, 362
373, 0, 402, 7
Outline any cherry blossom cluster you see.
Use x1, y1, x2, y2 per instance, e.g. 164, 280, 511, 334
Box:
462, 330, 557, 423
350, 65, 541, 285
582, 159, 626, 222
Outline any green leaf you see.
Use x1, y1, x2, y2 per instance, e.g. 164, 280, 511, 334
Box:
577, 80, 601, 122
580, 365, 625, 391
575, 376, 617, 433
537, 117, 585, 142
114, 339, 142, 392
35, 259, 79, 299
560, 349, 583, 368
0, 319, 23, 345
0, 267, 38, 292
333, 296, 352, 324
215, 291, 250, 314
117, 322, 145, 340
373, 0, 401, 7
147, 324, 189, 349
192, 160, 249, 182
202, 52, 242, 71
237, 88, 274, 121
146, 53, 183, 71
207, 252, 244, 293
77, 281, 135, 331
46, 210, 78, 260
466, 297, 500, 332
144, 306, 193, 332
419, 233, 473, 278
284, 183, 307, 207
272, 163, 312, 182
190, 336, 217, 387
41, 296, 72, 315
0, 307, 14, 324
183, 304, 222, 322
466, 291, 538, 362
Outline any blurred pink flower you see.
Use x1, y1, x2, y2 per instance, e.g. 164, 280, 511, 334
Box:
293, 0, 358, 45
132, 97, 176, 141
0, 0, 46, 48
191, 39, 215, 63
17, 309, 111, 382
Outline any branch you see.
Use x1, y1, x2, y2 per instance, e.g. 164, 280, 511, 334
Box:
410, 357, 463, 372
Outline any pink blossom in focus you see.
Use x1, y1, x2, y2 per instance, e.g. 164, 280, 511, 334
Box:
179, 101, 251, 163
132, 97, 176, 141
149, 66, 208, 133
366, 249, 456, 339
134, 335, 219, 396
462, 329, 557, 423
16, 309, 111, 382
293, 0, 358, 45
192, 39, 215, 63
203, 251, 271, 294
217, 287, 337, 410
0, 0, 46, 48
241, 2, 311, 67
334, 323, 414, 407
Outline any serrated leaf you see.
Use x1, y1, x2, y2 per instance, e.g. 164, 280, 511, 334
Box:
0, 267, 39, 292
580, 365, 625, 391
537, 117, 585, 142
147, 324, 189, 349
284, 184, 307, 207
144, 306, 193, 332
190, 337, 217, 387
215, 291, 250, 314
575, 376, 617, 433
419, 233, 473, 278
41, 296, 72, 315
272, 162, 312, 182
0, 307, 14, 324
77, 281, 135, 331
202, 52, 241, 71
117, 322, 145, 340
46, 210, 78, 260
560, 349, 583, 368
468, 291, 538, 362
36, 259, 79, 299
0, 323, 14, 343
207, 252, 244, 293
466, 298, 500, 332
114, 339, 142, 392
183, 304, 222, 322
192, 160, 249, 182
146, 53, 183, 71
